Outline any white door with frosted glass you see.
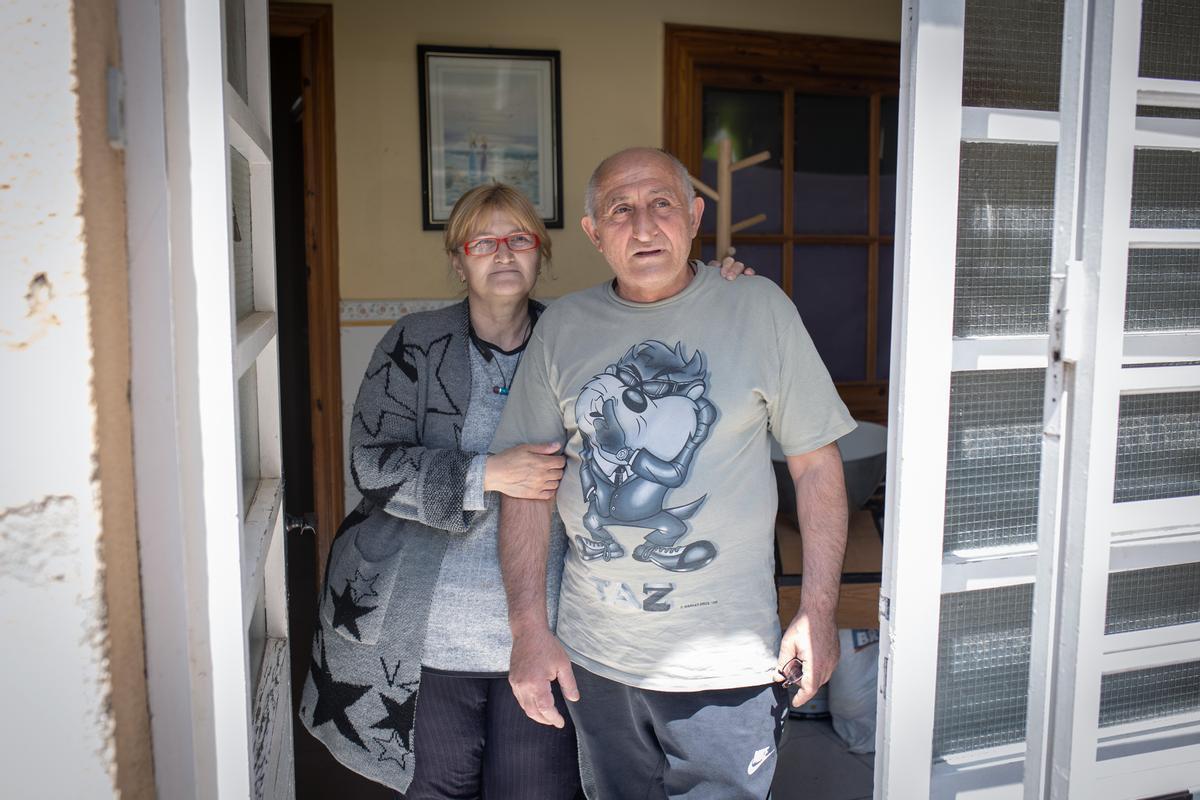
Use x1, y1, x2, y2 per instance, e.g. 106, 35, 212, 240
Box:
879, 0, 1200, 798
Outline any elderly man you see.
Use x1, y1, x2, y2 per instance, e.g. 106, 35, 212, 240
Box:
491, 147, 854, 798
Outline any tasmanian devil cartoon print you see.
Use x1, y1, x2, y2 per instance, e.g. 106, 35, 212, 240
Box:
573, 340, 718, 573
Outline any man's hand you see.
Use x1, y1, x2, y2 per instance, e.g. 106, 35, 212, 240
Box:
706, 254, 756, 280
776, 607, 840, 707
484, 443, 565, 499
508, 627, 580, 728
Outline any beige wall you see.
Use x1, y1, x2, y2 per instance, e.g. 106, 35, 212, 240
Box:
318, 0, 901, 300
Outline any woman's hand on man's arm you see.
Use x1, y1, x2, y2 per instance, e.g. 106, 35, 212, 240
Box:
484, 443, 565, 500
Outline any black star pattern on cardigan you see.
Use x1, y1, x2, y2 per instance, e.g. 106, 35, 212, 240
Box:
329, 580, 375, 641
371, 690, 418, 751
423, 335, 463, 419
309, 635, 372, 750
348, 569, 380, 604
386, 327, 421, 383
371, 731, 409, 771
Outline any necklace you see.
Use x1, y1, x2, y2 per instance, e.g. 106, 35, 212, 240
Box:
469, 312, 534, 395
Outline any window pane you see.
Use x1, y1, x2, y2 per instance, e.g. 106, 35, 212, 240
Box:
699, 241, 783, 288
700, 88, 783, 234
933, 584, 1034, 758
944, 369, 1044, 552
1125, 249, 1200, 332
794, 95, 870, 234
1114, 391, 1200, 503
954, 142, 1056, 336
877, 245, 894, 380
1139, 0, 1200, 82
879, 96, 899, 236
792, 246, 868, 381
1099, 661, 1200, 728
962, 0, 1064, 111
1106, 563, 1200, 635
225, 0, 249, 102
238, 362, 261, 515
231, 147, 255, 320
1130, 148, 1200, 229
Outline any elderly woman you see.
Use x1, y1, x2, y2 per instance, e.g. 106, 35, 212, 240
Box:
300, 182, 749, 798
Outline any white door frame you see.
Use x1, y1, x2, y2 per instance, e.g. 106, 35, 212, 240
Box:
122, 0, 293, 795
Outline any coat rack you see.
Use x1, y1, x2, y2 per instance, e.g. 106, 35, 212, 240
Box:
688, 138, 770, 260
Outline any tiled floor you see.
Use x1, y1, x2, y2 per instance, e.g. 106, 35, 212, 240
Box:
772, 716, 875, 800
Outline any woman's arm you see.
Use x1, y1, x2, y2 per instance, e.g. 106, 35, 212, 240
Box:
348, 324, 479, 533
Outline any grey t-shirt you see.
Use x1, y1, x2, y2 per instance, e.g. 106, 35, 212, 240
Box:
491, 265, 855, 691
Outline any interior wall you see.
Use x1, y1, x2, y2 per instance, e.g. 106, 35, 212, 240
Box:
307, 0, 901, 300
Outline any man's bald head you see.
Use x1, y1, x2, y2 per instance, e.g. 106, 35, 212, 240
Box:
584, 148, 697, 222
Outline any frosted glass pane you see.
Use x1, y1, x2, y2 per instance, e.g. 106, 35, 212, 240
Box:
962, 0, 1064, 111
1125, 249, 1200, 332
225, 0, 248, 102
954, 143, 1055, 336
238, 362, 260, 515
1114, 392, 1200, 503
700, 88, 783, 234
1106, 563, 1200, 634
1139, 0, 1200, 82
1099, 661, 1200, 727
1130, 149, 1200, 229
944, 369, 1044, 552
231, 147, 255, 320
933, 584, 1034, 758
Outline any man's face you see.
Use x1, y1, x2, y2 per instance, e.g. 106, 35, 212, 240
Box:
581, 152, 705, 301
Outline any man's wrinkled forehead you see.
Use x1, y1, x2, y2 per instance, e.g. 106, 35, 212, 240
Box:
595, 155, 686, 207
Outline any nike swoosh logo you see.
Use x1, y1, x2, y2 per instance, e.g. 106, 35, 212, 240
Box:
747, 747, 775, 775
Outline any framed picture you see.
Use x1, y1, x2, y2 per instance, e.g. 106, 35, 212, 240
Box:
418, 45, 564, 230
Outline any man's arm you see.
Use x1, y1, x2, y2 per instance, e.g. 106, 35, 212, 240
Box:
776, 442, 848, 706
499, 495, 579, 727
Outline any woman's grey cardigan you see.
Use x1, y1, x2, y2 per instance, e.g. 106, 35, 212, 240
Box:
299, 299, 547, 793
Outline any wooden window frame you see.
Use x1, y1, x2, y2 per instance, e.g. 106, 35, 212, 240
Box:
664, 24, 900, 423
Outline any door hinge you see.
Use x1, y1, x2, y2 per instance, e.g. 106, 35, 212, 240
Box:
107, 66, 125, 150
285, 512, 317, 536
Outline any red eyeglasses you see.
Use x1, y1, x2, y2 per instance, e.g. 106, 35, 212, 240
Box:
462, 232, 540, 255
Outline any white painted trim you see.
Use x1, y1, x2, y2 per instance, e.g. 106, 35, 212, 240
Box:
950, 336, 1049, 371
876, 2, 964, 797
120, 0, 204, 793
941, 553, 1037, 592
930, 750, 1024, 800
241, 480, 283, 627
250, 637, 293, 799
235, 311, 277, 376
1137, 77, 1200, 109
1097, 710, 1200, 744
1134, 115, 1200, 149
1111, 496, 1200, 536
1101, 623, 1200, 672
1119, 363, 1200, 393
1123, 331, 1200, 362
1128, 228, 1200, 247
1092, 743, 1200, 798
960, 107, 1061, 143
1110, 528, 1200, 571
225, 84, 271, 165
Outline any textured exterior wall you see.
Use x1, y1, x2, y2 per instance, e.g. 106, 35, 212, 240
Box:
0, 0, 153, 795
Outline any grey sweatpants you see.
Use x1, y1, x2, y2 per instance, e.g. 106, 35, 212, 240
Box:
568, 665, 789, 800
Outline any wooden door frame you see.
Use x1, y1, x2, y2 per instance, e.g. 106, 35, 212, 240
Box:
269, 2, 343, 586
664, 24, 900, 424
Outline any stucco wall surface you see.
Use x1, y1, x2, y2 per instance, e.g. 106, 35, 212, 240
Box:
0, 0, 151, 795
304, 0, 901, 300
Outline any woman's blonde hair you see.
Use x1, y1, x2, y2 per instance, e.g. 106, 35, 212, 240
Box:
444, 183, 552, 273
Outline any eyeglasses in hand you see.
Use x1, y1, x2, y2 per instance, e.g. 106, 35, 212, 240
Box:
462, 232, 540, 255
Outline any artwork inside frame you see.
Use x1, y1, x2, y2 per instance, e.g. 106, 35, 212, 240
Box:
418, 45, 564, 230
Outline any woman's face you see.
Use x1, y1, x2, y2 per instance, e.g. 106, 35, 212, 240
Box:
453, 209, 540, 303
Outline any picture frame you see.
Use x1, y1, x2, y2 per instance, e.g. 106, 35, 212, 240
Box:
418, 45, 564, 230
